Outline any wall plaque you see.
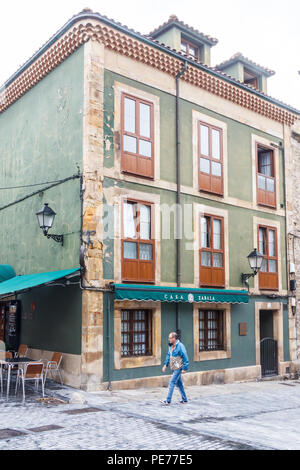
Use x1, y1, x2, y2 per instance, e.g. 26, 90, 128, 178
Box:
239, 322, 248, 336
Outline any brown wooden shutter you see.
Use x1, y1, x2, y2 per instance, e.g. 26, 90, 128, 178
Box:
198, 121, 224, 196
122, 199, 155, 283
258, 225, 279, 290
256, 144, 276, 209
121, 93, 154, 179
200, 215, 225, 288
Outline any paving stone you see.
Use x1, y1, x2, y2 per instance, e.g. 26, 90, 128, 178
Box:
1, 378, 300, 449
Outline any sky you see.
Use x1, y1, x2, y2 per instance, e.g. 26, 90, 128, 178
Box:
0, 0, 299, 109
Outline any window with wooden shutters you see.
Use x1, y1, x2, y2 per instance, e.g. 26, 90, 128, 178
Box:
181, 38, 201, 61
244, 68, 259, 89
199, 310, 224, 352
258, 225, 278, 290
200, 215, 225, 288
122, 200, 155, 283
121, 309, 153, 357
256, 145, 276, 208
121, 93, 154, 179
198, 121, 223, 196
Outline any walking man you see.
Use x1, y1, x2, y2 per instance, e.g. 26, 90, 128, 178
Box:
161, 332, 189, 405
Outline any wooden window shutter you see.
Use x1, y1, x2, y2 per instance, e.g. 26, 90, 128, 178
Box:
200, 215, 225, 288
198, 121, 224, 197
121, 93, 154, 179
122, 200, 155, 283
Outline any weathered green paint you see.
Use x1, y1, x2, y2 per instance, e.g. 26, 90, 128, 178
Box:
19, 285, 82, 355
153, 27, 181, 52
220, 62, 244, 82
100, 68, 289, 383
0, 48, 84, 275
103, 175, 287, 289
104, 71, 177, 184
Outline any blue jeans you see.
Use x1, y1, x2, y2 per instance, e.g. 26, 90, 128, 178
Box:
166, 369, 188, 403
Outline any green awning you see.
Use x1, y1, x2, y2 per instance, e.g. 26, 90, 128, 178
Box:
0, 268, 80, 298
114, 284, 248, 304
0, 265, 16, 283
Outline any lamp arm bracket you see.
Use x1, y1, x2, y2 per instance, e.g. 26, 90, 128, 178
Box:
45, 233, 64, 246
241, 273, 256, 287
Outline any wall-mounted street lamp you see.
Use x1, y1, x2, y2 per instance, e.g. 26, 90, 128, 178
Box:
36, 203, 64, 246
241, 248, 264, 288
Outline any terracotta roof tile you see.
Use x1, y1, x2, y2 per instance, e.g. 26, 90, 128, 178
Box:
1, 9, 299, 120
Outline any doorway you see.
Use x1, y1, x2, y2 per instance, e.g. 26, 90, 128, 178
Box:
259, 310, 278, 377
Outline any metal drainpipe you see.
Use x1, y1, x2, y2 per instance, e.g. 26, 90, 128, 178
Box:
106, 293, 112, 391
175, 61, 188, 337
271, 142, 289, 293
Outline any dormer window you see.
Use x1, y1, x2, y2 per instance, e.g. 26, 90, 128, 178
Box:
181, 38, 200, 61
149, 16, 218, 66
215, 53, 275, 94
244, 68, 259, 89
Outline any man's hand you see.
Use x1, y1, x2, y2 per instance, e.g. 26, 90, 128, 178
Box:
162, 365, 167, 373
182, 370, 186, 375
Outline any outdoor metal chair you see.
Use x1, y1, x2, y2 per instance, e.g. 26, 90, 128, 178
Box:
1, 352, 14, 393
15, 344, 28, 358
0, 351, 5, 394
0, 343, 4, 393
44, 352, 63, 386
15, 362, 44, 400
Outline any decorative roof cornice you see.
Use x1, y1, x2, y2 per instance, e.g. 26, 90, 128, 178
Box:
0, 11, 299, 126
216, 52, 275, 77
149, 15, 218, 46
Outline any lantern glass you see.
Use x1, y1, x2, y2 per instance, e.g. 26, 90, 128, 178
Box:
36, 203, 56, 234
248, 249, 264, 274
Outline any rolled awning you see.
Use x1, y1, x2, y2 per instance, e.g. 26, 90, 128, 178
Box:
0, 265, 16, 283
114, 284, 248, 304
0, 268, 80, 298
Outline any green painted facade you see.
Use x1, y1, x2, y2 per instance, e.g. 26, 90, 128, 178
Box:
0, 38, 290, 384
102, 69, 289, 381
103, 70, 286, 289
0, 48, 84, 275
0, 48, 84, 356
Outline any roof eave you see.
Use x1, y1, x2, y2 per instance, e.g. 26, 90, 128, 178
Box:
1, 11, 300, 117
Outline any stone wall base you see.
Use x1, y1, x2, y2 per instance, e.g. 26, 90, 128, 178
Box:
28, 348, 82, 389
86, 365, 262, 392
278, 361, 292, 376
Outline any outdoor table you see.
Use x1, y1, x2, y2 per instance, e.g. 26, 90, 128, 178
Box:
0, 357, 35, 400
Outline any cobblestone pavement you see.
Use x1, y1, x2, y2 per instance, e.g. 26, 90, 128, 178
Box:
1, 378, 300, 450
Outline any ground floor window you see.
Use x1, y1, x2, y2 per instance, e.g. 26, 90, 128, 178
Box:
199, 310, 224, 351
121, 309, 153, 357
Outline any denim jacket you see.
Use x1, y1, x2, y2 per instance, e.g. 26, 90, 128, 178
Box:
164, 340, 189, 371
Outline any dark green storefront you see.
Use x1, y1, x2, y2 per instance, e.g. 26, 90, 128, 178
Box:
102, 284, 289, 384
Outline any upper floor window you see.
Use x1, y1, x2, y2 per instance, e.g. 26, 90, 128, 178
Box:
200, 214, 225, 288
256, 144, 276, 208
122, 200, 155, 283
258, 225, 278, 290
121, 93, 154, 179
244, 68, 259, 89
181, 38, 200, 61
198, 122, 223, 196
